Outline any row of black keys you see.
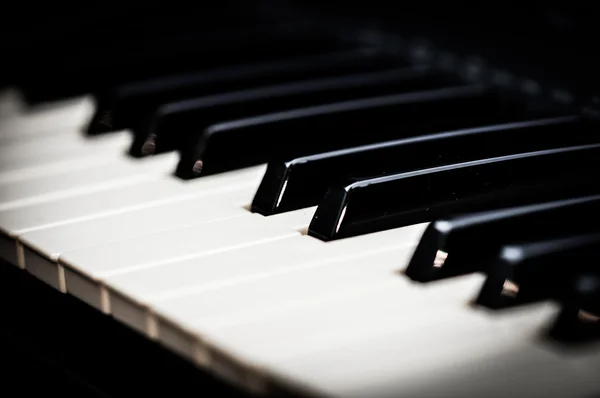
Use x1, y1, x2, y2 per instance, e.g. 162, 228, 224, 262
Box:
406, 194, 600, 344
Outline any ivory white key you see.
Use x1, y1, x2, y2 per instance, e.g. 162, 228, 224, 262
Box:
267, 304, 595, 398
0, 129, 131, 173
0, 163, 264, 268
0, 95, 94, 142
0, 88, 25, 119
197, 295, 558, 396
0, 131, 134, 185
20, 191, 254, 303
152, 274, 489, 392
60, 207, 315, 309
0, 150, 183, 211
20, 188, 255, 262
155, 272, 486, 368
105, 224, 427, 335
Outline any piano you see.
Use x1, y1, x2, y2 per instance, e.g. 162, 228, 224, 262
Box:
1, 2, 599, 397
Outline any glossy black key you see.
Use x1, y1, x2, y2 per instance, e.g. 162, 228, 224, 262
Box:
137, 66, 459, 157
475, 234, 600, 310
307, 143, 600, 241
252, 116, 592, 216
87, 48, 407, 134
549, 273, 600, 343
179, 85, 542, 178
405, 194, 600, 282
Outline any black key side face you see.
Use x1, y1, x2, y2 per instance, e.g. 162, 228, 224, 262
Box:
307, 143, 600, 241
86, 48, 408, 134
142, 67, 459, 157
181, 85, 535, 178
475, 234, 600, 310
405, 194, 600, 283
251, 116, 592, 215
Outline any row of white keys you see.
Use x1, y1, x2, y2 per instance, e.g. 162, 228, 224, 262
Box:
57, 206, 317, 311
192, 278, 597, 398
270, 303, 598, 398
0, 95, 131, 187
0, 129, 133, 174
0, 95, 95, 143
7, 164, 265, 274
0, 142, 181, 211
153, 259, 484, 365
104, 224, 427, 336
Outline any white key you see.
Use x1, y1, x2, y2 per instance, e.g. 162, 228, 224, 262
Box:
0, 95, 94, 142
0, 163, 264, 268
0, 129, 131, 173
60, 207, 315, 311
0, 88, 25, 119
267, 304, 595, 398
159, 272, 485, 363
150, 272, 487, 392
105, 224, 426, 336
0, 152, 128, 185
22, 191, 253, 304
20, 188, 254, 261
0, 150, 179, 211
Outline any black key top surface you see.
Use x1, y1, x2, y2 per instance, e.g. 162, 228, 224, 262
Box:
179, 85, 543, 178
88, 48, 406, 134
138, 66, 458, 157
307, 143, 600, 241
405, 194, 600, 282
251, 116, 590, 215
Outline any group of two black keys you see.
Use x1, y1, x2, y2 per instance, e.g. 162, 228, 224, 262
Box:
84, 43, 600, 342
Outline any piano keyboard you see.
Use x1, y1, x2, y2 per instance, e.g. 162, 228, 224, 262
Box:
1, 35, 599, 398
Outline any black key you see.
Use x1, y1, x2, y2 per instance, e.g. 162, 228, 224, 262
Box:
137, 66, 458, 157
251, 116, 591, 216
475, 234, 600, 310
179, 85, 540, 178
549, 273, 600, 343
307, 143, 600, 241
87, 48, 406, 134
405, 194, 600, 283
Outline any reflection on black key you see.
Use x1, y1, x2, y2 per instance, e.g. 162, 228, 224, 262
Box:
405, 194, 600, 283
307, 143, 600, 241
139, 66, 458, 157
476, 234, 600, 309
252, 116, 590, 215
87, 48, 405, 134
549, 273, 600, 343
180, 85, 539, 178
